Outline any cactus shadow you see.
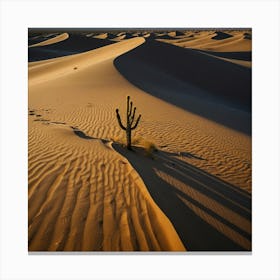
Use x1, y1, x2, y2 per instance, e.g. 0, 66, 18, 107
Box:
70, 126, 110, 146
70, 126, 95, 140
113, 143, 251, 251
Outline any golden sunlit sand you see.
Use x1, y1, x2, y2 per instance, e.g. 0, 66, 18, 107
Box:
28, 29, 251, 251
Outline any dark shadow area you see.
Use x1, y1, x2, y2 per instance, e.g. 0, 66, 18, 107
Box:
211, 31, 233, 40
70, 126, 95, 140
69, 126, 109, 145
156, 34, 177, 40
28, 33, 115, 62
174, 31, 186, 36
51, 121, 66, 125
28, 33, 59, 46
113, 143, 251, 251
244, 33, 252, 40
33, 119, 50, 122
114, 39, 251, 135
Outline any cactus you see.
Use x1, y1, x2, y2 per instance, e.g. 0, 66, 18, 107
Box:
116, 96, 141, 150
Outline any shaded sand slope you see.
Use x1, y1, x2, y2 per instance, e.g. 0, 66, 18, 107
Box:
212, 31, 233, 40
115, 40, 251, 110
28, 33, 115, 62
114, 40, 251, 134
29, 36, 251, 251
114, 144, 251, 251
28, 33, 60, 46
29, 33, 69, 48
197, 50, 252, 68
156, 30, 252, 68
29, 38, 185, 251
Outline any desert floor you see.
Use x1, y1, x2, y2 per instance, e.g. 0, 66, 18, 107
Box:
28, 29, 251, 251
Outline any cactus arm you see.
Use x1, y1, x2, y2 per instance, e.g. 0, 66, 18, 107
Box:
116, 109, 126, 130
131, 114, 141, 130
128, 101, 133, 117
130, 107, 136, 123
127, 96, 131, 118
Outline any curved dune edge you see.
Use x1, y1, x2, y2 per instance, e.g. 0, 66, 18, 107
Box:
214, 57, 251, 68
28, 37, 145, 86
113, 39, 251, 135
29, 32, 69, 48
201, 52, 252, 68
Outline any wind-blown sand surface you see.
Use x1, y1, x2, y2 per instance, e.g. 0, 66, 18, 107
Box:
29, 33, 69, 48
28, 30, 251, 251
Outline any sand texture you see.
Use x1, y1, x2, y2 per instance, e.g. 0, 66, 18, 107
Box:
28, 30, 252, 251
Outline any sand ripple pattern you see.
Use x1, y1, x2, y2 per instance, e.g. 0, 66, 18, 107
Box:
28, 120, 184, 251
28, 36, 251, 251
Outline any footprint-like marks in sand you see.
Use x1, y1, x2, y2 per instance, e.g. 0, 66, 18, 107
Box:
29, 108, 107, 142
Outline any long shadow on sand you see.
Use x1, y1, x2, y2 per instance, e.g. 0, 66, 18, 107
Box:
70, 126, 109, 146
114, 39, 251, 135
113, 144, 251, 251
70, 126, 95, 140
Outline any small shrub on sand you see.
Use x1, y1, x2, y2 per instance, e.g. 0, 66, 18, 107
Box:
131, 136, 142, 145
142, 140, 157, 159
111, 134, 157, 159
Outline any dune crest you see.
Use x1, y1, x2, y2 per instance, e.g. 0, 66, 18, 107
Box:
29, 32, 69, 48
29, 37, 145, 86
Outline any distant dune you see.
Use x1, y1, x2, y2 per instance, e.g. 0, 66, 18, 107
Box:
28, 33, 60, 46
29, 33, 69, 48
211, 31, 233, 40
156, 30, 251, 52
28, 33, 115, 62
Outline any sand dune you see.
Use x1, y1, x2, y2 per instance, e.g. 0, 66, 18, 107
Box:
28, 123, 184, 251
29, 37, 186, 251
200, 51, 252, 68
29, 37, 145, 86
29, 30, 251, 251
114, 39, 251, 134
29, 33, 69, 48
93, 33, 108, 39
28, 33, 115, 62
90, 30, 251, 53
157, 30, 251, 52
197, 50, 251, 61
28, 33, 60, 46
212, 31, 233, 40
